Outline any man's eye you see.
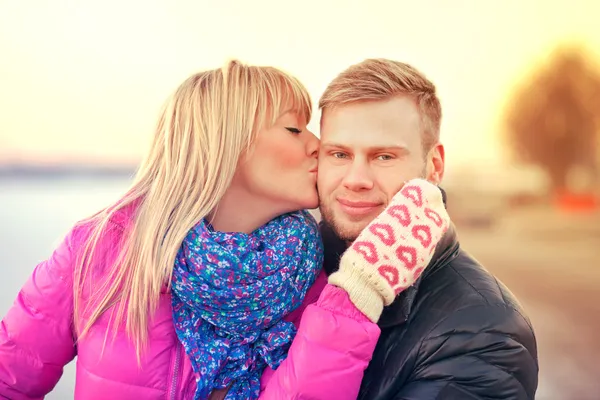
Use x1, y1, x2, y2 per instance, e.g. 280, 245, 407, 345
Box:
377, 154, 394, 161
332, 152, 347, 159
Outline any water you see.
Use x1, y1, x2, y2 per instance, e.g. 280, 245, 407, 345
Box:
0, 176, 131, 399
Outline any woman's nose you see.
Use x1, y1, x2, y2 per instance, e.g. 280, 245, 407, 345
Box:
306, 130, 320, 158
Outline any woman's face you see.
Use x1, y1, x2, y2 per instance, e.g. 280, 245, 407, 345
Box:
235, 111, 320, 213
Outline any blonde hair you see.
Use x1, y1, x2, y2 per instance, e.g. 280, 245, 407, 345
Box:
73, 60, 312, 359
319, 58, 442, 151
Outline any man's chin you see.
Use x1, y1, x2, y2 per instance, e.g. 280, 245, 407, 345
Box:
326, 216, 369, 242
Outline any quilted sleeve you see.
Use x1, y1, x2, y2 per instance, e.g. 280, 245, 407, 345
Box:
0, 231, 78, 399
259, 284, 381, 399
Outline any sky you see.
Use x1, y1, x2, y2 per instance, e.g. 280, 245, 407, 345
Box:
1, 0, 599, 172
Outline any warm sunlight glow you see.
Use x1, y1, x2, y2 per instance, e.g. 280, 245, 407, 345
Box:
1, 0, 599, 170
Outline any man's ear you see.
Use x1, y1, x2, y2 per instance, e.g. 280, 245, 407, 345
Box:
426, 143, 445, 185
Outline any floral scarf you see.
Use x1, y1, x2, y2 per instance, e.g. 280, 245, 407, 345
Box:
171, 210, 323, 399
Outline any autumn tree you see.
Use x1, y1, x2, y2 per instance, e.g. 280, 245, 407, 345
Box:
504, 46, 600, 192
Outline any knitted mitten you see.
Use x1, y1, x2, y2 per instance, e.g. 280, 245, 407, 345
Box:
328, 178, 450, 322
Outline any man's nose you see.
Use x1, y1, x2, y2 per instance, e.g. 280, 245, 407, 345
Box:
342, 160, 374, 191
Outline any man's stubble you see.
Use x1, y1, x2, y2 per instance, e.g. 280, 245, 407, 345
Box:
318, 165, 428, 242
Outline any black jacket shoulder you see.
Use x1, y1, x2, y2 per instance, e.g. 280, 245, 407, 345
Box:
361, 246, 539, 400
320, 220, 539, 399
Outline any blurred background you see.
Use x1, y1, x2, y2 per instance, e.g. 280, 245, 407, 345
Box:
1, 0, 599, 398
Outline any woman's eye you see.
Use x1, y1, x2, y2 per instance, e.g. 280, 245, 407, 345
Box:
285, 127, 301, 134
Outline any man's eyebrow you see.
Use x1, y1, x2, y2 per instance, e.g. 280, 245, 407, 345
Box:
320, 142, 349, 149
369, 145, 410, 154
321, 143, 410, 154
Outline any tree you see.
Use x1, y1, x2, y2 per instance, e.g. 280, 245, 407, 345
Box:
504, 46, 600, 192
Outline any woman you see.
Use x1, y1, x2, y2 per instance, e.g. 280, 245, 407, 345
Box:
0, 60, 450, 400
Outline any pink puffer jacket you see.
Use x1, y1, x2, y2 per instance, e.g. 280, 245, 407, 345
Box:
0, 206, 380, 399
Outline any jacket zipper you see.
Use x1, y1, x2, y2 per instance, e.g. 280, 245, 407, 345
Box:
170, 345, 182, 400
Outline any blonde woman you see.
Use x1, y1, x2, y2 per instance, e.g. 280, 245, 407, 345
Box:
0, 60, 450, 400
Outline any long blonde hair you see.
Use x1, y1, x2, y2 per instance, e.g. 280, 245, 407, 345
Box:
73, 60, 312, 358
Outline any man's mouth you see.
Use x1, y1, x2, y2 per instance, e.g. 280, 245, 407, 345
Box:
336, 198, 382, 216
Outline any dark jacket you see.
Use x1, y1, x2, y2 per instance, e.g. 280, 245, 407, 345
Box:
321, 221, 539, 400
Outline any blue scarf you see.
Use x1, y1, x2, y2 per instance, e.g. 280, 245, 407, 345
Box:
171, 210, 323, 400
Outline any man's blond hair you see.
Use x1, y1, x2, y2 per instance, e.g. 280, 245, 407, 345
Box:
319, 58, 442, 151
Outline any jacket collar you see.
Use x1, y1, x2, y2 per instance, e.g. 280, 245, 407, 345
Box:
320, 188, 461, 328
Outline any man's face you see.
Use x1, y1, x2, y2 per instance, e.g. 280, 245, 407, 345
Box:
317, 95, 444, 241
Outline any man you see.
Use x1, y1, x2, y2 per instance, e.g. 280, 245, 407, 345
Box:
317, 58, 539, 399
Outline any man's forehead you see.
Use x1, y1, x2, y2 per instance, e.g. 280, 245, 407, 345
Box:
320, 117, 415, 152
319, 98, 422, 145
